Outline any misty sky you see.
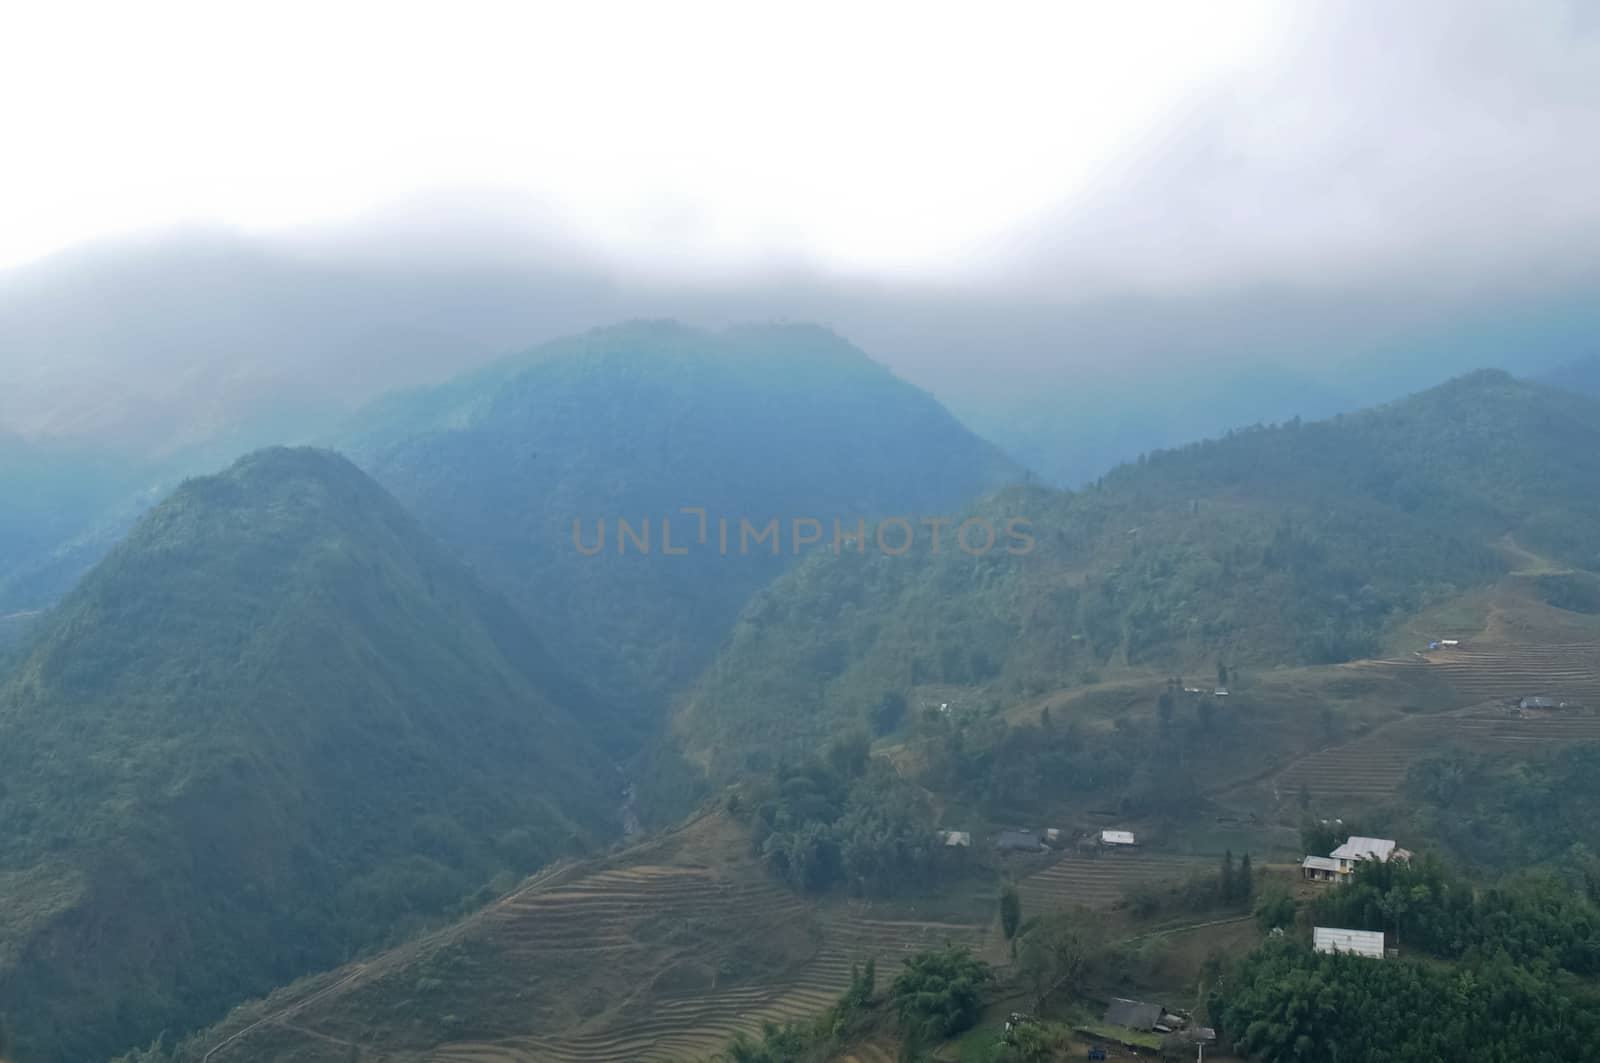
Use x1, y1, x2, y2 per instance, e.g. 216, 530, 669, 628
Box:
7, 1, 1597, 292
3, 0, 1599, 472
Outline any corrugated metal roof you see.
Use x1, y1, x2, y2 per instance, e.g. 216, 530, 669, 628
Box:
1101, 829, 1136, 845
1302, 855, 1341, 871
1330, 836, 1396, 862
1104, 998, 1164, 1031
1314, 927, 1385, 958
996, 830, 1044, 852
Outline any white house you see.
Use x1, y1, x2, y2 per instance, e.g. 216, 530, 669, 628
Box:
1101, 829, 1136, 847
1301, 855, 1341, 882
941, 830, 971, 848
1329, 836, 1404, 873
1314, 927, 1385, 958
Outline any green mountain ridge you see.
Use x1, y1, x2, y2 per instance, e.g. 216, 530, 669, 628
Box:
0, 447, 617, 1063
674, 369, 1600, 775
341, 320, 1022, 746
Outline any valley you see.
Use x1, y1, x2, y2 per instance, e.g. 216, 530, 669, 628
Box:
153, 560, 1600, 1063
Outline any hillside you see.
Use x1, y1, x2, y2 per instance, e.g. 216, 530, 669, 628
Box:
0, 448, 618, 1063
1544, 353, 1600, 398
674, 370, 1600, 775
134, 809, 995, 1063
343, 320, 1020, 745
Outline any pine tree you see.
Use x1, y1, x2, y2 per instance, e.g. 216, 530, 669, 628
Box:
1000, 882, 1022, 944
1221, 849, 1236, 903
1239, 852, 1254, 902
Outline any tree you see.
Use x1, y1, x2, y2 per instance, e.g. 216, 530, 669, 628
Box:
1217, 661, 1229, 687
1238, 852, 1254, 903
1016, 908, 1104, 1010
844, 957, 877, 1011
1220, 849, 1236, 904
1254, 883, 1296, 931
873, 691, 908, 736
890, 946, 991, 1039
1000, 882, 1022, 945
1009, 1022, 1055, 1062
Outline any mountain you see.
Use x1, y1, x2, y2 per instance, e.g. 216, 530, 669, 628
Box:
948, 363, 1358, 486
673, 370, 1600, 775
1543, 354, 1600, 398
344, 320, 1021, 745
0, 448, 617, 1062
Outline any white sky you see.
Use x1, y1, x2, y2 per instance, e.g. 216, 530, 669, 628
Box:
0, 0, 1289, 273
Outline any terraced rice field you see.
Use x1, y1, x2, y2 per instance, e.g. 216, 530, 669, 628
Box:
1018, 851, 1211, 914
427, 876, 986, 1063
1417, 642, 1600, 707
1277, 707, 1600, 802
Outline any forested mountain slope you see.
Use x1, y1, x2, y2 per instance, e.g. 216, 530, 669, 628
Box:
343, 320, 1021, 744
0, 448, 617, 1063
675, 370, 1600, 775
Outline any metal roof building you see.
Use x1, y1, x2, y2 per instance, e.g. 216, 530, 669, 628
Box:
1103, 997, 1165, 1031
995, 829, 1045, 853
1330, 836, 1397, 866
1314, 927, 1386, 958
1101, 829, 1136, 846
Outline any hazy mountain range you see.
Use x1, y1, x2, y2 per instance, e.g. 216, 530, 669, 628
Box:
1, 313, 1599, 1060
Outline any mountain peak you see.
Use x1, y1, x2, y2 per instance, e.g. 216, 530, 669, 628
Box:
0, 446, 614, 1061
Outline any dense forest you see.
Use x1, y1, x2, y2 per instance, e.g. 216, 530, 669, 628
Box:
0, 449, 617, 1062
1218, 856, 1600, 1061
675, 371, 1600, 775
1405, 744, 1600, 874
738, 732, 948, 897
343, 320, 1019, 748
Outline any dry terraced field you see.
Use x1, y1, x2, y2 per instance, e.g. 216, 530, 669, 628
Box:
199, 814, 988, 1063
1017, 850, 1212, 915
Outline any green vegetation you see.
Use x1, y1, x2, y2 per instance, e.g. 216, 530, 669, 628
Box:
677, 371, 1600, 773
0, 448, 617, 1062
1218, 856, 1600, 1061
1406, 745, 1600, 874
890, 946, 992, 1041
344, 320, 1018, 750
716, 961, 881, 1063
1015, 908, 1106, 1011
742, 735, 942, 897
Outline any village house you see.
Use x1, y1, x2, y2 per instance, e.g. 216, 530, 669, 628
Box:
1329, 836, 1410, 873
1100, 829, 1137, 847
1302, 835, 1410, 881
995, 829, 1045, 854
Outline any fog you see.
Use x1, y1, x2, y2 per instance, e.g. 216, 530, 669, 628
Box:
2, 1, 1597, 478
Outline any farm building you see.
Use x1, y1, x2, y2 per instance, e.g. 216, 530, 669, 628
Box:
1103, 998, 1164, 1032
1100, 829, 1137, 847
1314, 927, 1386, 958
1301, 855, 1341, 882
1329, 836, 1407, 872
1520, 696, 1561, 711
996, 829, 1045, 853
940, 830, 971, 848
